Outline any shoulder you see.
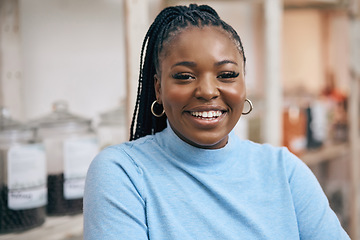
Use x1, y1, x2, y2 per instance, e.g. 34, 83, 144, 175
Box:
234, 137, 307, 179
241, 139, 293, 158
85, 136, 158, 202
237, 138, 297, 163
98, 133, 158, 159
87, 135, 158, 180
240, 141, 322, 198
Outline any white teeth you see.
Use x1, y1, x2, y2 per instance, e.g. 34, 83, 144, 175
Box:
190, 110, 222, 118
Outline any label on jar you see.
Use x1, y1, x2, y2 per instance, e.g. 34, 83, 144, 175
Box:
63, 136, 98, 199
7, 144, 47, 210
8, 187, 47, 210
63, 178, 85, 200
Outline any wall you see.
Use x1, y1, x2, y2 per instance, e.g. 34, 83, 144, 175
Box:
0, 0, 24, 119
282, 9, 325, 95
19, 0, 126, 123
327, 11, 350, 94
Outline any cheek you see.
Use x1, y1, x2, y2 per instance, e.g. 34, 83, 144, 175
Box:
161, 84, 192, 110
222, 83, 246, 108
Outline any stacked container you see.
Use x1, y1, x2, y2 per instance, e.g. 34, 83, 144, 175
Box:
97, 101, 128, 149
0, 107, 46, 233
31, 101, 99, 215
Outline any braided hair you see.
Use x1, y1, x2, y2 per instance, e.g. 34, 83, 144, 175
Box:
130, 4, 246, 141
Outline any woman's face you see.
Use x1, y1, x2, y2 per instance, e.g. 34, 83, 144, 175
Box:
155, 26, 246, 149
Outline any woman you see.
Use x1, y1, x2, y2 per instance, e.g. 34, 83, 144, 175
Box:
84, 4, 349, 239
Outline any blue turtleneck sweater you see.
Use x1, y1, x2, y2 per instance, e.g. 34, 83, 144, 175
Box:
83, 126, 349, 239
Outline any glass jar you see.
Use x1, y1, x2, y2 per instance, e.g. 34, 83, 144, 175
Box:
31, 101, 99, 215
97, 101, 128, 149
0, 107, 46, 233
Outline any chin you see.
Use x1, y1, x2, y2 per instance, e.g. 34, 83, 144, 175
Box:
188, 136, 228, 149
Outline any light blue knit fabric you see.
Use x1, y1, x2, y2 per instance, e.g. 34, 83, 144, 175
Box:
83, 126, 349, 239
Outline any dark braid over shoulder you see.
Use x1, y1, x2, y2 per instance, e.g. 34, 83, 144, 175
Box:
130, 4, 246, 141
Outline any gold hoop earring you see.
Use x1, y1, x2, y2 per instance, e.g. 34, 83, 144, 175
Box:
151, 100, 165, 117
242, 98, 253, 115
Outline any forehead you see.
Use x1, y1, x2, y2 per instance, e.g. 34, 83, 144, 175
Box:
160, 26, 242, 65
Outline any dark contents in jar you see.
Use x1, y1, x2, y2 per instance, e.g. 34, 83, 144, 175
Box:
47, 173, 83, 215
0, 185, 45, 234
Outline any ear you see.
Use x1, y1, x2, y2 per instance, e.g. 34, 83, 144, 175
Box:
154, 74, 162, 104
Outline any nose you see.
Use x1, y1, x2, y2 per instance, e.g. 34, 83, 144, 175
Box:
194, 76, 219, 101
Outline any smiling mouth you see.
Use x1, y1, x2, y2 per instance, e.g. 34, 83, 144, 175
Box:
189, 110, 224, 120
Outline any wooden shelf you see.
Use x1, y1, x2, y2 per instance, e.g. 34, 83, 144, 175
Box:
300, 143, 350, 166
0, 215, 83, 240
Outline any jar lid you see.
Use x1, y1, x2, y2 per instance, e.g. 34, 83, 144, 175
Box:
99, 104, 126, 125
30, 101, 91, 129
0, 107, 33, 143
0, 107, 25, 131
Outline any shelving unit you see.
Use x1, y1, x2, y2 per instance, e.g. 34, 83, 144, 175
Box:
301, 143, 350, 166
0, 215, 83, 240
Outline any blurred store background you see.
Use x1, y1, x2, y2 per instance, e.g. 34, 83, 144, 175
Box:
0, 0, 359, 239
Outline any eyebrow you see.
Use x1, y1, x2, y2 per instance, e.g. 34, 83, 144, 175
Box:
171, 59, 238, 69
171, 61, 197, 68
214, 60, 238, 66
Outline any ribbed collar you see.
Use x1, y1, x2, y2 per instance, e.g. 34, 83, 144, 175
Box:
155, 124, 239, 172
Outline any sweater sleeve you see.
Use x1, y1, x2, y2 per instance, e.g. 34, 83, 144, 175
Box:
284, 148, 350, 239
83, 145, 148, 240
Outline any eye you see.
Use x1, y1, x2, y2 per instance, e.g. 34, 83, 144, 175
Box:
217, 71, 239, 80
172, 73, 195, 81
